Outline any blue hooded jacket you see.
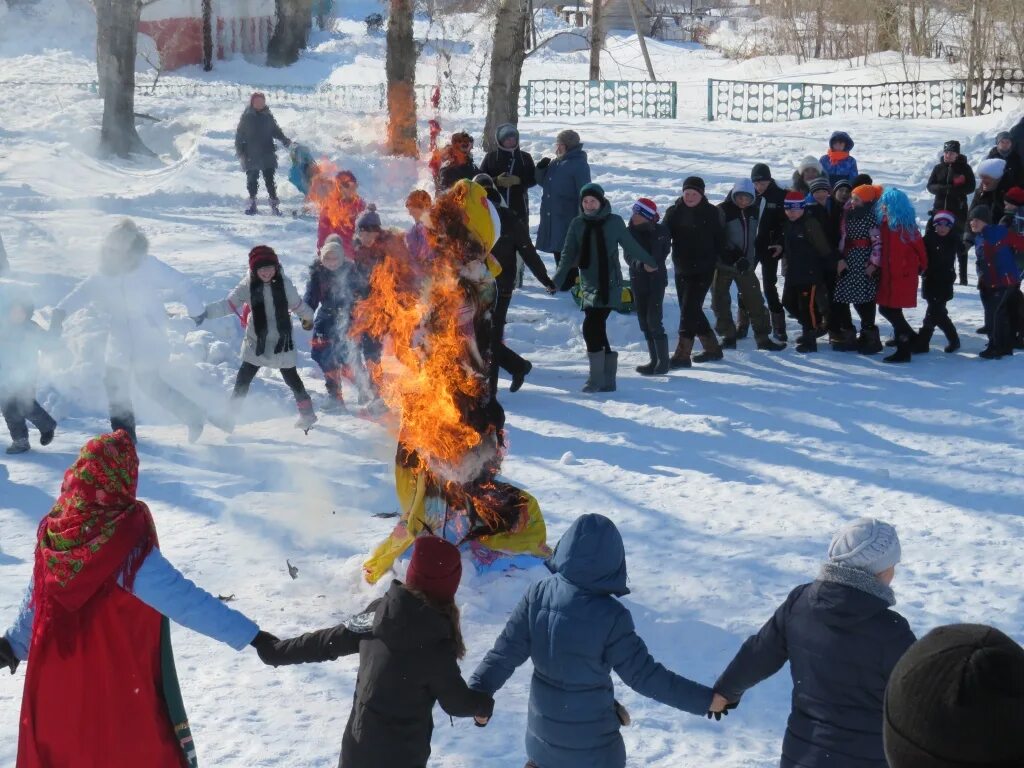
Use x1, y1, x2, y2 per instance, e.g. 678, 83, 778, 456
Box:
535, 146, 592, 253
820, 131, 859, 187
470, 514, 713, 768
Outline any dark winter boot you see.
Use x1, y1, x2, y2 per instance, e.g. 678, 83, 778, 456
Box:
509, 360, 532, 393
721, 336, 737, 350
269, 197, 283, 217
39, 426, 55, 446
936, 316, 960, 353
857, 326, 883, 355
693, 333, 724, 363
883, 335, 913, 363
771, 311, 788, 342
885, 337, 898, 348
636, 337, 658, 376
245, 196, 258, 215
295, 397, 318, 433
583, 351, 606, 393
796, 327, 818, 353
670, 335, 694, 369
979, 345, 1010, 359
601, 351, 618, 393
736, 309, 750, 339
6, 438, 29, 455
911, 326, 934, 354
830, 328, 858, 352
653, 335, 670, 374
756, 334, 786, 351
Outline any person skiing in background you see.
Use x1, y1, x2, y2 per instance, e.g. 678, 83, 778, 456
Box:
986, 130, 1024, 189
0, 293, 56, 454
969, 204, 1024, 359
819, 130, 859, 187
792, 155, 826, 194
254, 536, 494, 768
625, 197, 673, 375
197, 245, 318, 431
874, 188, 928, 364
235, 91, 291, 216
663, 176, 726, 367
470, 514, 720, 768
435, 132, 479, 193
553, 183, 657, 393
714, 518, 916, 768
883, 624, 1024, 768
51, 218, 221, 445
833, 184, 884, 354
304, 235, 356, 412
713, 179, 786, 352
0, 430, 272, 768
914, 211, 961, 354
316, 170, 366, 253
480, 123, 537, 224
536, 129, 592, 290
751, 163, 789, 342
781, 190, 834, 353
927, 140, 975, 285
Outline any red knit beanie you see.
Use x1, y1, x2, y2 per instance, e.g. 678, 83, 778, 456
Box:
1005, 186, 1024, 206
405, 536, 462, 603
784, 190, 807, 209
248, 245, 279, 271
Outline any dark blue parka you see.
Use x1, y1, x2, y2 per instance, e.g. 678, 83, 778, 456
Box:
470, 514, 713, 768
715, 564, 916, 768
535, 146, 592, 254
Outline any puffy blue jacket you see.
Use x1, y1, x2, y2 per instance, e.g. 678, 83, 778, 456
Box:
470, 514, 713, 768
975, 224, 1024, 288
820, 131, 859, 187
535, 147, 592, 253
715, 564, 916, 768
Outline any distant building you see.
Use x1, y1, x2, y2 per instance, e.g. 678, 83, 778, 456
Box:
539, 1, 717, 37
138, 0, 275, 71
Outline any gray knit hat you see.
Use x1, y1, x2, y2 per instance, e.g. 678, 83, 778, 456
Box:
356, 203, 382, 232
828, 518, 901, 574
556, 129, 581, 150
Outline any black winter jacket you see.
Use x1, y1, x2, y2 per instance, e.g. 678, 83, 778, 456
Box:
985, 146, 1024, 190
662, 196, 725, 278
491, 202, 555, 294
438, 156, 479, 193
625, 220, 671, 284
716, 564, 916, 768
783, 214, 833, 285
234, 106, 290, 172
922, 225, 958, 302
926, 155, 976, 221
263, 581, 493, 768
480, 148, 537, 222
755, 181, 788, 257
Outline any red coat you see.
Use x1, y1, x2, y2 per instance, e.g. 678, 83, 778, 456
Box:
876, 221, 927, 309
316, 195, 366, 252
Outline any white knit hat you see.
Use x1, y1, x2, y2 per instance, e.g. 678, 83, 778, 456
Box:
828, 518, 902, 574
977, 157, 1006, 179
319, 234, 345, 260
798, 155, 824, 174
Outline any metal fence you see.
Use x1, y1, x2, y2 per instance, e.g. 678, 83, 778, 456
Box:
524, 80, 677, 119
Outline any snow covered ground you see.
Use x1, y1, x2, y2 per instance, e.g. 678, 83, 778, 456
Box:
1, 3, 1023, 766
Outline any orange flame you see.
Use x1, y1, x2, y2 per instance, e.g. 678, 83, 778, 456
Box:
307, 160, 363, 250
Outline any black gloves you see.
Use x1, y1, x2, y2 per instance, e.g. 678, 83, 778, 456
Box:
734, 258, 750, 273
536, 157, 551, 170
0, 637, 20, 675
250, 631, 281, 667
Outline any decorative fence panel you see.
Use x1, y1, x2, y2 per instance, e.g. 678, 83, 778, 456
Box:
524, 80, 677, 119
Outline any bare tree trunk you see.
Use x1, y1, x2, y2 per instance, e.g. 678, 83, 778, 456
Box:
95, 0, 149, 157
964, 0, 981, 115
483, 0, 529, 153
268, 0, 314, 67
628, 0, 657, 81
876, 2, 900, 51
589, 0, 603, 81
386, 0, 417, 157
202, 0, 213, 71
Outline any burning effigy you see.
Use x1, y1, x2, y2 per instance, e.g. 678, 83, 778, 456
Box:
353, 180, 550, 583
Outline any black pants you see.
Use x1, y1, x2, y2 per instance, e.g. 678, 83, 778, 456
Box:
2, 391, 55, 442
675, 271, 713, 339
921, 298, 957, 339
759, 254, 784, 313
246, 168, 277, 199
233, 362, 309, 402
981, 287, 1015, 352
832, 301, 877, 331
782, 282, 818, 335
553, 250, 578, 292
878, 305, 914, 340
632, 269, 667, 339
957, 246, 968, 283
582, 307, 612, 353
105, 366, 204, 435
490, 291, 529, 392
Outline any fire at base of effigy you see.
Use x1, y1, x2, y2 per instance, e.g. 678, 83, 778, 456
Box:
354, 180, 550, 583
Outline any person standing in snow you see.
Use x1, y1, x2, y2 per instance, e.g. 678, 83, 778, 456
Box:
536, 129, 592, 290
714, 518, 916, 768
51, 218, 220, 444
967, 158, 1008, 243
819, 131, 859, 187
883, 624, 1024, 768
832, 184, 884, 354
553, 183, 657, 393
303, 235, 356, 412
663, 176, 726, 368
0, 430, 273, 768
235, 91, 292, 216
316, 170, 366, 253
712, 179, 786, 352
791, 155, 826, 194
435, 132, 479, 193
470, 514, 720, 768
475, 174, 557, 395
480, 123, 537, 224
926, 140, 975, 284
914, 211, 961, 354
986, 131, 1024, 189
254, 536, 494, 768
968, 205, 1024, 359
751, 163, 789, 342
1000, 186, 1024, 350
781, 190, 835, 353
625, 197, 672, 375
874, 188, 928, 364
197, 245, 318, 432
0, 293, 57, 454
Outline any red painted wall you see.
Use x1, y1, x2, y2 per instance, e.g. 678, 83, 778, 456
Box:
138, 18, 205, 70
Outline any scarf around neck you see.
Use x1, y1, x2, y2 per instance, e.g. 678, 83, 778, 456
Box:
818, 562, 896, 606
250, 270, 293, 357
578, 215, 610, 305
828, 149, 851, 164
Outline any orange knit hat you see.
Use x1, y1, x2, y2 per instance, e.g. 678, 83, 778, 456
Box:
852, 184, 883, 203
